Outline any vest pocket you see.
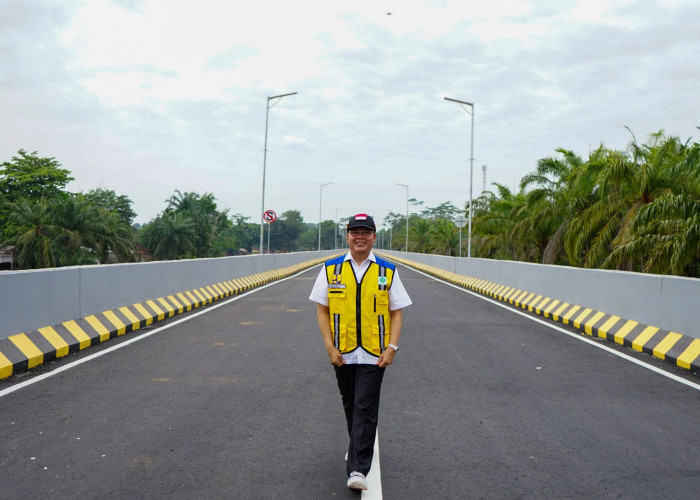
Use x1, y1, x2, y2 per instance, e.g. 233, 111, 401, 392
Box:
371, 317, 388, 353
328, 289, 346, 308
375, 291, 389, 312
330, 317, 346, 351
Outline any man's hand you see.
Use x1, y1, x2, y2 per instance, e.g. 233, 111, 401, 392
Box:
375, 347, 396, 368
327, 346, 345, 367
317, 304, 344, 366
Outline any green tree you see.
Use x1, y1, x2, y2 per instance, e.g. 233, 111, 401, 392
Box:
566, 131, 682, 269
164, 190, 231, 257
472, 184, 528, 260
271, 210, 305, 252
2, 198, 59, 268
420, 201, 460, 220
428, 218, 459, 256
227, 213, 258, 253
607, 140, 700, 276
52, 196, 135, 265
0, 150, 74, 202
409, 218, 432, 253
83, 188, 137, 227
520, 148, 583, 264
140, 212, 197, 260
52, 197, 106, 266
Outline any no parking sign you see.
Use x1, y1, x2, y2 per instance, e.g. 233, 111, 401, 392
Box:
263, 209, 277, 223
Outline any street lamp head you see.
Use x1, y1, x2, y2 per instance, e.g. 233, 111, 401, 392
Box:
444, 96, 473, 107
269, 92, 298, 100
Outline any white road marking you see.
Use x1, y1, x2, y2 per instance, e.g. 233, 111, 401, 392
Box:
409, 266, 700, 392
363, 431, 383, 499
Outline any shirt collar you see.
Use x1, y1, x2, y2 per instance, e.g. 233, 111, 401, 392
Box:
344, 251, 376, 265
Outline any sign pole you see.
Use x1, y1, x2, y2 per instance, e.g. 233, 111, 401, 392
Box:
454, 215, 468, 257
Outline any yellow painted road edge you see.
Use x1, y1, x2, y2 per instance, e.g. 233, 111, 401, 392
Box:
377, 252, 700, 373
0, 255, 339, 380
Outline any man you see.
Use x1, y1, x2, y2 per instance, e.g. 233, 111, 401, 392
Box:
309, 213, 412, 491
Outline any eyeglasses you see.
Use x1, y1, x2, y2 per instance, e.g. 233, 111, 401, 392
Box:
347, 229, 375, 236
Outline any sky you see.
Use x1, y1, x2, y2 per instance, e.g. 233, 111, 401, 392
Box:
1, 0, 698, 228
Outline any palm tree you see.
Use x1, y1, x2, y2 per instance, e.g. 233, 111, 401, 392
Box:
409, 218, 432, 253
471, 184, 528, 260
2, 198, 58, 268
52, 196, 135, 265
520, 148, 583, 264
165, 190, 199, 214
607, 140, 700, 275
566, 131, 683, 269
165, 190, 228, 257
427, 219, 459, 256
52, 197, 107, 265
144, 212, 197, 260
99, 213, 136, 263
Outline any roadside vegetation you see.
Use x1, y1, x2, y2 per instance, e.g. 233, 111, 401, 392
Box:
1, 129, 698, 277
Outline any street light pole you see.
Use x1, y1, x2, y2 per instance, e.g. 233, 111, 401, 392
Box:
335, 207, 344, 250
444, 96, 475, 258
260, 91, 297, 254
318, 182, 332, 250
396, 183, 409, 252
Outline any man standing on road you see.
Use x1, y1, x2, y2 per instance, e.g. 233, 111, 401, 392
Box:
309, 213, 412, 491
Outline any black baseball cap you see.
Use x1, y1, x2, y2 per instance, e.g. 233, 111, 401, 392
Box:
346, 213, 376, 232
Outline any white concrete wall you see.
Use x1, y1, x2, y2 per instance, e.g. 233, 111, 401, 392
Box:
381, 251, 700, 339
3, 250, 698, 340
0, 251, 335, 339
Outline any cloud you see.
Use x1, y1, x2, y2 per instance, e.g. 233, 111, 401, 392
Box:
1, 0, 698, 227
206, 46, 259, 71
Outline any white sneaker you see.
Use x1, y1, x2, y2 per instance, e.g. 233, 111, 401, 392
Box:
347, 471, 368, 490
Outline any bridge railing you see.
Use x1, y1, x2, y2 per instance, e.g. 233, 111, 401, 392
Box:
380, 250, 699, 340
0, 251, 337, 340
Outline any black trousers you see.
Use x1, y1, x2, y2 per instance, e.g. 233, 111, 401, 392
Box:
334, 363, 385, 476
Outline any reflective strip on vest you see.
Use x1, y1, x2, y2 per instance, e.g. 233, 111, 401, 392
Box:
333, 313, 340, 349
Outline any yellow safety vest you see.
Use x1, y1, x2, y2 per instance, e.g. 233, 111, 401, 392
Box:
325, 255, 395, 356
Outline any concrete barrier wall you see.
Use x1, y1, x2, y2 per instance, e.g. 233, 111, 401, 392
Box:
0, 251, 335, 339
3, 250, 698, 341
381, 251, 700, 339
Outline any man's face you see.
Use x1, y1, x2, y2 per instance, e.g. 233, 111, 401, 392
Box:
346, 228, 376, 255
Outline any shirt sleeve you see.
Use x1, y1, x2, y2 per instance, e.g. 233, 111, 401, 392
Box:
308, 266, 329, 306
389, 268, 412, 311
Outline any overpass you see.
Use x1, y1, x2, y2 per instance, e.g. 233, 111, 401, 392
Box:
1, 254, 698, 498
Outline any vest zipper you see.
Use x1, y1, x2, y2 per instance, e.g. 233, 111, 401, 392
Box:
356, 282, 362, 348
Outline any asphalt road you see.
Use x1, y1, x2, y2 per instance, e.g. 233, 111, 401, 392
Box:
1, 264, 699, 499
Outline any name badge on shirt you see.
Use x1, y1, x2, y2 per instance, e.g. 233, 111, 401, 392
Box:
329, 283, 346, 289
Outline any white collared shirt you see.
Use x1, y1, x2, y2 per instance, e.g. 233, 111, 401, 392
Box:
309, 251, 412, 364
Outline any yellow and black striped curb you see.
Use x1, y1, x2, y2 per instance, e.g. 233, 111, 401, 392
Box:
380, 253, 700, 373
0, 256, 335, 380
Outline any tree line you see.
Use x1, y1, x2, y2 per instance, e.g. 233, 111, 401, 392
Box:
2, 128, 699, 277
0, 150, 344, 268
378, 129, 700, 278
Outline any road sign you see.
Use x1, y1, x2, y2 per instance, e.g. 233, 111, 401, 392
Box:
263, 209, 277, 223
454, 215, 468, 228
